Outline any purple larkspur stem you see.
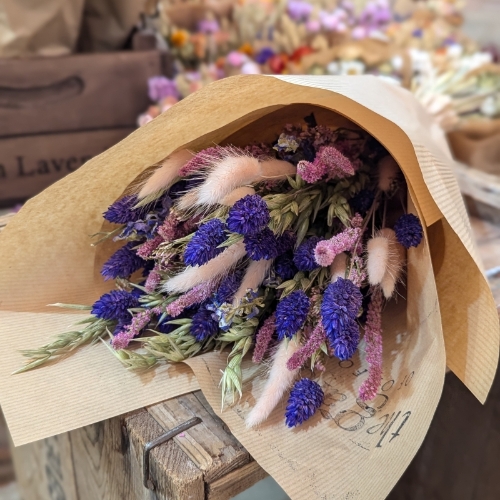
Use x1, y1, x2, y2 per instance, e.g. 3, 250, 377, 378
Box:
252, 314, 276, 363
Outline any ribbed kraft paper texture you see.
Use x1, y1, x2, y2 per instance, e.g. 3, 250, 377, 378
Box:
0, 77, 497, 493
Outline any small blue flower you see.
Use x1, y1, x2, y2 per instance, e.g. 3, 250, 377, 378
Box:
293, 236, 321, 271
244, 228, 279, 261
227, 195, 270, 236
184, 219, 226, 266
103, 195, 142, 224
276, 290, 310, 340
255, 47, 275, 64
274, 252, 298, 280
101, 243, 145, 280
119, 215, 159, 240
321, 278, 362, 359
191, 306, 219, 341
331, 318, 360, 361
91, 290, 139, 322
394, 214, 423, 249
285, 378, 324, 428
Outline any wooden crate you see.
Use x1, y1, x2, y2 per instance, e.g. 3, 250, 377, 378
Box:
453, 162, 500, 225
10, 391, 268, 500
0, 50, 166, 206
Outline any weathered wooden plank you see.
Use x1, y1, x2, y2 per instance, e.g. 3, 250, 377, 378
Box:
207, 460, 269, 500
147, 391, 250, 484
12, 432, 78, 500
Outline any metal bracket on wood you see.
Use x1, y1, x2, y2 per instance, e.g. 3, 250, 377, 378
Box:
143, 416, 202, 490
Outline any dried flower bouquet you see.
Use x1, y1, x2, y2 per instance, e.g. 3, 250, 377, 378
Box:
17, 113, 424, 429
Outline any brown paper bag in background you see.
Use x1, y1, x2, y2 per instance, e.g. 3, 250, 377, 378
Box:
0, 0, 85, 57
0, 0, 144, 57
0, 75, 497, 499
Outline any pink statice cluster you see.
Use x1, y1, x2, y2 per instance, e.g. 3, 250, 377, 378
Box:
297, 146, 355, 183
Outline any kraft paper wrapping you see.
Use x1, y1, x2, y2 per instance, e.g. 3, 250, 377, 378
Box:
0, 75, 497, 498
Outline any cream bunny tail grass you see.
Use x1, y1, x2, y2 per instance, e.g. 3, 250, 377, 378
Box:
233, 259, 272, 305
259, 159, 297, 179
380, 231, 406, 299
330, 252, 348, 282
246, 338, 301, 428
367, 232, 390, 285
138, 149, 194, 199
221, 186, 256, 206
162, 241, 246, 293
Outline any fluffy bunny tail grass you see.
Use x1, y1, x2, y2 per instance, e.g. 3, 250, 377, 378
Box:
138, 149, 193, 199
380, 233, 406, 299
233, 259, 272, 304
330, 252, 348, 282
246, 338, 301, 428
367, 231, 390, 285
221, 186, 256, 206
259, 159, 297, 179
377, 156, 399, 192
163, 242, 246, 293
196, 155, 261, 206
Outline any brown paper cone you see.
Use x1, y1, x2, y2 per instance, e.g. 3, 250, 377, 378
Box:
0, 75, 497, 499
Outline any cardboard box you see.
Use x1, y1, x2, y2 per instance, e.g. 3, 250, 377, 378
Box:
0, 50, 165, 205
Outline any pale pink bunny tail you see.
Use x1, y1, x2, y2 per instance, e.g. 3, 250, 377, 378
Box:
232, 260, 272, 305
162, 242, 246, 293
367, 232, 390, 285
246, 338, 301, 428
138, 149, 194, 199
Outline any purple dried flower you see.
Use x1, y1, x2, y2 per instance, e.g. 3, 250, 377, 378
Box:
293, 236, 321, 271
166, 281, 217, 317
276, 290, 310, 340
184, 219, 226, 266
244, 228, 279, 261
198, 18, 220, 34
91, 290, 139, 322
331, 318, 360, 361
321, 278, 362, 345
179, 147, 222, 177
215, 268, 245, 304
103, 195, 142, 224
227, 195, 270, 236
394, 214, 423, 249
148, 76, 179, 102
191, 306, 219, 341
112, 309, 153, 349
276, 231, 296, 256
274, 252, 298, 280
350, 189, 375, 215
285, 378, 324, 427
101, 243, 145, 280
287, 0, 313, 21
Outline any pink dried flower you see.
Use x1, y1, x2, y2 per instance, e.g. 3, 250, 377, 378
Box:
112, 309, 153, 349
166, 281, 217, 317
359, 287, 383, 401
286, 324, 326, 370
348, 255, 367, 288
314, 226, 362, 267
157, 212, 181, 241
179, 148, 222, 177
297, 146, 355, 184
252, 314, 276, 363
137, 235, 163, 259
145, 266, 162, 292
